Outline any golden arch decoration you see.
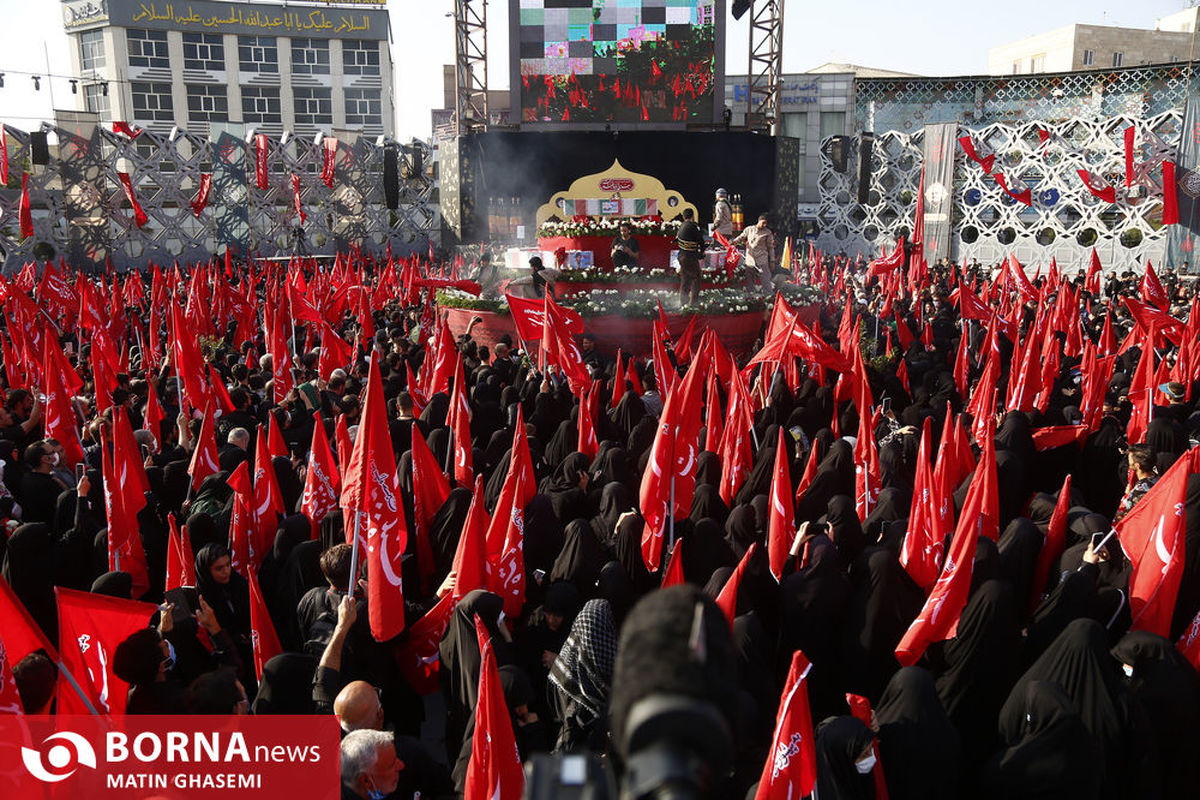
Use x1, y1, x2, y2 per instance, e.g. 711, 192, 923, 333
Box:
535, 159, 696, 226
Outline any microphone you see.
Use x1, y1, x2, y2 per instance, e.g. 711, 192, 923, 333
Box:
610, 586, 739, 799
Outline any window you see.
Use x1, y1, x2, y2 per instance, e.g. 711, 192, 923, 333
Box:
130, 81, 174, 122
84, 83, 109, 118
127, 29, 169, 69
291, 38, 330, 75
293, 87, 333, 124
1082, 49, 1095, 66
186, 84, 228, 122
80, 30, 105, 72
238, 35, 278, 73
241, 86, 281, 124
819, 112, 845, 140
1030, 53, 1045, 72
183, 33, 224, 71
344, 88, 382, 127
343, 40, 380, 76
1012, 60, 1022, 75
1113, 52, 1124, 67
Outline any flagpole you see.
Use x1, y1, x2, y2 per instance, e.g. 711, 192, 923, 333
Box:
667, 473, 676, 555
56, 659, 100, 716
347, 510, 361, 598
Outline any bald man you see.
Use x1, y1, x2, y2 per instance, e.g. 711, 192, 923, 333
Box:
334, 680, 385, 734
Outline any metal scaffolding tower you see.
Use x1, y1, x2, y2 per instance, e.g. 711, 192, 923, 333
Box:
746, 0, 784, 134
454, 0, 489, 135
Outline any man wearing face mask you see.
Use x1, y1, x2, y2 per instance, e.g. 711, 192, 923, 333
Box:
340, 730, 403, 800
42, 438, 77, 491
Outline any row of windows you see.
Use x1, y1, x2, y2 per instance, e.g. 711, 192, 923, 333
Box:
118, 29, 380, 75
130, 83, 383, 127
1011, 50, 1126, 73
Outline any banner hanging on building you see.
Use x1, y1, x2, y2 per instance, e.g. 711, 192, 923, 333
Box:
1167, 96, 1200, 270
920, 122, 958, 265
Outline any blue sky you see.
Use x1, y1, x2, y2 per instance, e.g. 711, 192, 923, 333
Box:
0, 0, 1189, 140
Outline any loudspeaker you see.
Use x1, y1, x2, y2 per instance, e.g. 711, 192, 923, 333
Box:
30, 132, 50, 165
732, 0, 752, 20
857, 133, 875, 206
383, 144, 399, 210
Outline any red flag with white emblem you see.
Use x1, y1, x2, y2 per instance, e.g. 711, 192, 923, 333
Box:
1116, 447, 1198, 637
55, 588, 158, 715
301, 412, 341, 527
341, 352, 407, 641
464, 616, 525, 800
448, 354, 474, 487
901, 418, 945, 591
486, 406, 535, 618
251, 426, 285, 570
766, 430, 794, 581
755, 649, 817, 799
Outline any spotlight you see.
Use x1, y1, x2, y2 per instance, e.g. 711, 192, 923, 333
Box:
31, 76, 40, 91
101, 82, 108, 96
169, 125, 179, 142
280, 130, 291, 145
313, 131, 324, 145
0, 73, 5, 88
732, 0, 752, 20
69, 79, 78, 94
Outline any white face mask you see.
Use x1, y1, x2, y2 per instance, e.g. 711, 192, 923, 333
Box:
1122, 663, 1134, 678
50, 452, 60, 466
854, 751, 877, 775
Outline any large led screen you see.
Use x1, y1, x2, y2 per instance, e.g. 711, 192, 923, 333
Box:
513, 0, 721, 125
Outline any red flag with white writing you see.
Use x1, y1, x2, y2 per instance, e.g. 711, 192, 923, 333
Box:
766, 430, 794, 581
755, 649, 817, 799
464, 616, 525, 800
448, 354, 474, 487
301, 412, 341, 527
250, 427, 285, 571
450, 477, 491, 605
395, 590, 456, 695
486, 406, 535, 617
227, 461, 254, 577
55, 587, 158, 715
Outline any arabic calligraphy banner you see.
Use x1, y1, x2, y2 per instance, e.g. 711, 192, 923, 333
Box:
112, 0, 387, 40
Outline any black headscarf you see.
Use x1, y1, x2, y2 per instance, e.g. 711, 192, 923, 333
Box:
689, 483, 730, 528
90, 571, 133, 598
250, 653, 317, 714
824, 495, 866, 569
814, 715, 877, 800
523, 494, 566, 580
439, 590, 508, 760
839, 547, 923, 703
876, 666, 961, 800
194, 542, 251, 638
428, 488, 473, 579
549, 520, 607, 597
724, 504, 759, 559
589, 482, 632, 549
3, 523, 59, 642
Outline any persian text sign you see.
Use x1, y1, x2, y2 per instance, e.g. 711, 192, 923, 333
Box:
0, 715, 341, 800
110, 0, 388, 39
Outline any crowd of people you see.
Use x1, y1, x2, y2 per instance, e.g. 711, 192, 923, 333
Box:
0, 246, 1198, 800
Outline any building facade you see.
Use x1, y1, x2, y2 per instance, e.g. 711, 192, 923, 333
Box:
988, 9, 1200, 75
61, 0, 395, 138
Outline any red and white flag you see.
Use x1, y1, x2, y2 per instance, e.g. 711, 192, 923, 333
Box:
191, 172, 213, 217
464, 616, 524, 800
901, 418, 945, 591
55, 587, 158, 715
301, 412, 341, 526
755, 650, 817, 799
340, 352, 407, 641
486, 406, 536, 618
766, 429, 794, 581
1116, 447, 1198, 637
187, 403, 221, 489
448, 354, 474, 487
250, 426, 285, 569
165, 513, 196, 591
321, 137, 338, 187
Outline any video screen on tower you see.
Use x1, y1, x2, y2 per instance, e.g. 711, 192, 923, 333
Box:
512, 0, 722, 125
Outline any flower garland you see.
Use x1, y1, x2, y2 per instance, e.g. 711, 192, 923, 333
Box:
537, 216, 681, 239
436, 286, 770, 318
556, 264, 746, 286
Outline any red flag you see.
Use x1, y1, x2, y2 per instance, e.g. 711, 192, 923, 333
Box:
335, 414, 352, 475
0, 124, 7, 186
255, 133, 269, 190
577, 383, 599, 459
106, 408, 151, 597
505, 292, 583, 343
321, 137, 338, 187
640, 348, 711, 571
896, 417, 996, 665
716, 542, 758, 628
1139, 262, 1169, 310
995, 172, 1032, 206
191, 172, 213, 217
611, 349, 626, 410
170, 299, 210, 414
0, 631, 22, 714
395, 591, 456, 695
449, 354, 474, 487
55, 587, 158, 715
1115, 447, 1198, 637
485, 406, 536, 617
1163, 160, 1179, 225
958, 134, 995, 173
251, 426, 285, 568
112, 121, 142, 138
450, 477, 490, 604
247, 568, 283, 682
766, 429, 794, 581
41, 336, 85, 468
1124, 126, 1135, 187
411, 425, 450, 592
18, 172, 33, 239
661, 540, 685, 586
901, 418, 945, 591
1029, 474, 1071, 613
266, 413, 288, 460
227, 461, 254, 576
186, 404, 220, 490
464, 616, 525, 800
165, 513, 196, 591
0, 573, 59, 669
704, 369, 724, 454
1077, 169, 1117, 203
718, 366, 755, 505
116, 171, 149, 227
1126, 326, 1157, 446
270, 306, 296, 405
755, 650, 818, 799
341, 353, 407, 641
626, 355, 644, 396
301, 412, 341, 526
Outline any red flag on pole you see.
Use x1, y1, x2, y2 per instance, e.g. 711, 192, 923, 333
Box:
165, 513, 196, 591
300, 412, 341, 527
247, 567, 283, 682
766, 429, 794, 581
187, 403, 220, 490
1115, 447, 1198, 637
754, 650, 818, 799
191, 172, 213, 217
106, 408, 151, 597
896, 417, 997, 666
116, 172, 149, 227
464, 616, 525, 800
449, 477, 490, 604
227, 461, 254, 577
901, 418, 945, 591
250, 427, 285, 571
55, 587, 158, 715
716, 542, 757, 628
449, 354, 474, 487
